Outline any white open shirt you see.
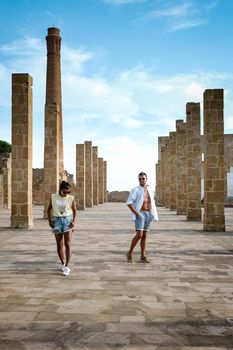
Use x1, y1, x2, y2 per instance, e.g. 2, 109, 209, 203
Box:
126, 185, 158, 222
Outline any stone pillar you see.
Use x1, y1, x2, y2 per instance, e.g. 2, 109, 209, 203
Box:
11, 74, 33, 228
164, 142, 171, 208
0, 173, 3, 209
45, 27, 64, 176
169, 132, 177, 210
224, 135, 233, 201
98, 157, 104, 204
104, 160, 107, 202
203, 89, 225, 231
85, 141, 93, 207
155, 161, 162, 205
76, 144, 85, 210
157, 136, 169, 207
0, 153, 11, 209
186, 103, 202, 221
176, 120, 187, 215
43, 103, 60, 217
92, 146, 99, 206
158, 136, 170, 160
161, 146, 166, 206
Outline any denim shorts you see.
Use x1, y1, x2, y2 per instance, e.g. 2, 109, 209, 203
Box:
51, 216, 73, 234
135, 211, 154, 231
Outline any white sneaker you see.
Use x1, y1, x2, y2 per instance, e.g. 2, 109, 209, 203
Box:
60, 264, 66, 272
63, 266, 70, 276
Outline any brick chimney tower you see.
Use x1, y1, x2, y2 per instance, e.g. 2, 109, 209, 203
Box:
45, 27, 64, 175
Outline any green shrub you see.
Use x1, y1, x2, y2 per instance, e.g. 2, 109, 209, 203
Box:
0, 140, 12, 153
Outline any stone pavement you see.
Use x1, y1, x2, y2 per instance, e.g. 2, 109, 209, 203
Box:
0, 203, 233, 350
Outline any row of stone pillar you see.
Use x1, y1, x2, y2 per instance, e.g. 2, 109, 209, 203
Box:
9, 73, 108, 228
76, 141, 107, 210
156, 89, 225, 232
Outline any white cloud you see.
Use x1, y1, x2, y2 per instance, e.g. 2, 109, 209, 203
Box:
169, 18, 206, 31
94, 136, 156, 191
0, 37, 43, 55
62, 45, 94, 74
225, 116, 233, 132
0, 64, 10, 108
204, 1, 219, 12
147, 2, 198, 18
141, 0, 218, 32
62, 73, 140, 126
185, 82, 204, 100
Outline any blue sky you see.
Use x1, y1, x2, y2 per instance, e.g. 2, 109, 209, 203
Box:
1, 0, 233, 191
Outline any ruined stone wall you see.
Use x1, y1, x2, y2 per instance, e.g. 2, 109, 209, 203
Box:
108, 191, 129, 202
32, 168, 74, 205
0, 174, 3, 209
33, 168, 44, 205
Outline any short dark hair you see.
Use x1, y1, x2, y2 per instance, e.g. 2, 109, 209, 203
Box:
138, 172, 147, 178
59, 181, 71, 192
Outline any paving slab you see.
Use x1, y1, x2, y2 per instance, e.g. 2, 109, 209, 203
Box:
0, 203, 233, 349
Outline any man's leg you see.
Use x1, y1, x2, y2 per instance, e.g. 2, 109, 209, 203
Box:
127, 230, 143, 261
140, 230, 147, 258
140, 212, 154, 262
64, 230, 73, 267
54, 233, 64, 265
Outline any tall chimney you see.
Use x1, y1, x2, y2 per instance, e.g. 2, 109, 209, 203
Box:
45, 27, 64, 175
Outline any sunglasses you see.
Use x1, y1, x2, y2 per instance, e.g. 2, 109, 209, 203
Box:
62, 190, 70, 194
139, 177, 146, 180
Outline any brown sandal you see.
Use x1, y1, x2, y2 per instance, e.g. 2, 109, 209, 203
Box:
126, 252, 133, 263
140, 256, 151, 263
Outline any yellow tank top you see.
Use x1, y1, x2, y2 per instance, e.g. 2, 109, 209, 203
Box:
51, 193, 74, 217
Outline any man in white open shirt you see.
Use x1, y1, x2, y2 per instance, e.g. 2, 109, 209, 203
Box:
126, 172, 158, 263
